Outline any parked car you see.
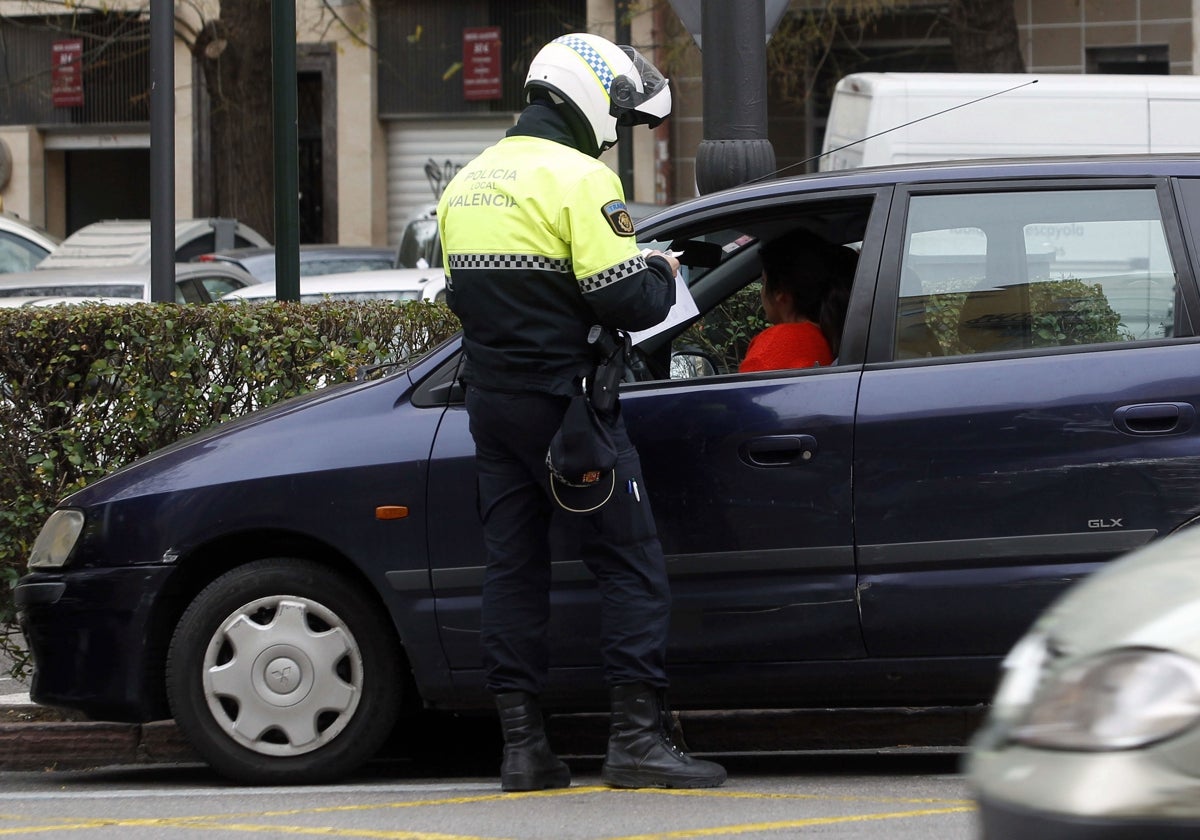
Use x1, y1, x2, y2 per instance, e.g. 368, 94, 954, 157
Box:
394, 207, 440, 269
194, 245, 398, 283
0, 295, 137, 308
0, 212, 59, 274
968, 526, 1200, 838
0, 262, 260, 304
37, 218, 270, 271
393, 203, 663, 270
219, 268, 445, 303
16, 154, 1200, 785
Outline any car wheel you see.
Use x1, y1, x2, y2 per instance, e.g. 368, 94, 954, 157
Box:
166, 558, 402, 784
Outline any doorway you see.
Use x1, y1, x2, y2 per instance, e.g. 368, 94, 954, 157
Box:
64, 148, 151, 234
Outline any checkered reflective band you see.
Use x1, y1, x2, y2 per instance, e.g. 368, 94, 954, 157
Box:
579, 254, 646, 294
555, 35, 615, 92
448, 254, 573, 273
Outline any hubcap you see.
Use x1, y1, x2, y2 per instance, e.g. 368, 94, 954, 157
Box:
201, 595, 364, 757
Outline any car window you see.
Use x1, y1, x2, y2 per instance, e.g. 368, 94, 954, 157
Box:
896, 188, 1181, 359
198, 275, 250, 301
396, 217, 439, 269
641, 197, 875, 380
0, 232, 48, 273
0, 284, 144, 298
298, 258, 395, 276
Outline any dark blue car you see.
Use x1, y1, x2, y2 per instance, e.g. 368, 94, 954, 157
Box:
16, 155, 1200, 784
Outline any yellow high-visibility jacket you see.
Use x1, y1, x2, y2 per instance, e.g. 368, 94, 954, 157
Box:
438, 103, 675, 396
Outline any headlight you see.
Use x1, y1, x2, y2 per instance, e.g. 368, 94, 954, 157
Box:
991, 631, 1050, 719
28, 509, 84, 569
1013, 648, 1200, 750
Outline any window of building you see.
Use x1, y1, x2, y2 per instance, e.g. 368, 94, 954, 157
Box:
375, 0, 586, 117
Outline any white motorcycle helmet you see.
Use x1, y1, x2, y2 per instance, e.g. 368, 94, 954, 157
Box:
525, 33, 672, 156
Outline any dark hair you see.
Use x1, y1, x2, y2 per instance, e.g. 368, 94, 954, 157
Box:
759, 230, 857, 356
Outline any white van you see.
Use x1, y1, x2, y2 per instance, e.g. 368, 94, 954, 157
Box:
820, 72, 1200, 171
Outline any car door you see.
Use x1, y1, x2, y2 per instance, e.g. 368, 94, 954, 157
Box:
854, 177, 1200, 661
424, 191, 887, 705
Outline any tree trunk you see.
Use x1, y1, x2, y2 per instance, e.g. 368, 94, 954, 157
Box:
946, 0, 1026, 72
193, 1, 277, 241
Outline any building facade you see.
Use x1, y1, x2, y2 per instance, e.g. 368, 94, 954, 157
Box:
0, 1, 1197, 246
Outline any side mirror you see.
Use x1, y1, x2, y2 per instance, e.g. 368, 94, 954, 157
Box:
670, 351, 717, 379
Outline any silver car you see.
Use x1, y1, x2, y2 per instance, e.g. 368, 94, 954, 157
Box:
221, 268, 445, 303
0, 212, 59, 273
0, 262, 259, 304
968, 527, 1200, 838
37, 218, 269, 270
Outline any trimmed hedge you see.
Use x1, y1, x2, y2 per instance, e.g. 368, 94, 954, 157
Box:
0, 300, 460, 679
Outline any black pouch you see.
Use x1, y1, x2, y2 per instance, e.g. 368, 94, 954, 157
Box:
545, 393, 618, 514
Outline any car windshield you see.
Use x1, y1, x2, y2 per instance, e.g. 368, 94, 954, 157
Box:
299, 258, 396, 276
396, 218, 438, 269
0, 284, 143, 298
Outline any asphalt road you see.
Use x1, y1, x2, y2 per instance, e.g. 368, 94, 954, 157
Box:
0, 752, 980, 840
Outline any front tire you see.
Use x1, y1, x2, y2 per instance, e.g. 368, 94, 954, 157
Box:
166, 558, 402, 784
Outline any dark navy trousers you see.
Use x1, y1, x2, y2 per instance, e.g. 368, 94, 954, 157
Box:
465, 385, 671, 695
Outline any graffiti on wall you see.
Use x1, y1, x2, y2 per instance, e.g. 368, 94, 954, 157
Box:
425, 159, 464, 199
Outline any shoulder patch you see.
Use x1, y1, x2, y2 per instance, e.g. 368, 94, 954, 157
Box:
601, 200, 636, 237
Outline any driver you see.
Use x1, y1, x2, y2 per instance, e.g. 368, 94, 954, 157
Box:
437, 33, 726, 793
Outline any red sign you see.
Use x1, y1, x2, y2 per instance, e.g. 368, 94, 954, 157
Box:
51, 39, 84, 108
463, 27, 501, 101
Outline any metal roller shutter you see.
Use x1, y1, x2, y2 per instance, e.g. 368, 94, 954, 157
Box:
385, 116, 514, 245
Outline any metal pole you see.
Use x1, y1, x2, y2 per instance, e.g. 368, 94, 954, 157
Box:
149, 0, 174, 302
694, 0, 776, 194
272, 0, 300, 301
615, 0, 634, 198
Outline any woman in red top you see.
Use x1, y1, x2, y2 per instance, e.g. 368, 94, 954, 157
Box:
739, 231, 855, 373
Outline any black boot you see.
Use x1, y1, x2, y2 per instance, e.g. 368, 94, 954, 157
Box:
495, 692, 571, 792
601, 683, 727, 789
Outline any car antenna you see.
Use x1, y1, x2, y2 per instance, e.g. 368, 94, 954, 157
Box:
744, 78, 1040, 184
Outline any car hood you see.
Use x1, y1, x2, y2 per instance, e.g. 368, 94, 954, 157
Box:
1030, 528, 1200, 658
60, 336, 459, 508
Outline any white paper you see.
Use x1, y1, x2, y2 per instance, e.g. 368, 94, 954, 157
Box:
629, 272, 700, 346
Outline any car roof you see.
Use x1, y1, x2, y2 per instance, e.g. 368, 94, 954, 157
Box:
196, 245, 399, 282
0, 212, 60, 252
222, 268, 443, 302
39, 219, 271, 270
674, 152, 1200, 205
633, 153, 1200, 241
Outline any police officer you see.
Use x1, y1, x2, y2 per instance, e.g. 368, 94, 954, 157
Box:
437, 33, 726, 792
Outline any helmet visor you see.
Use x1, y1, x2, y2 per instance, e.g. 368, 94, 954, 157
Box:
610, 46, 672, 128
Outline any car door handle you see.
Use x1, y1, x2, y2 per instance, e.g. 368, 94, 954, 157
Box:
739, 435, 818, 467
1113, 402, 1195, 436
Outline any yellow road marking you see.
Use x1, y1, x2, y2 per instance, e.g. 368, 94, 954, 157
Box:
0, 819, 507, 840
615, 787, 974, 806
144, 821, 508, 840
0, 784, 976, 839
603, 805, 976, 839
